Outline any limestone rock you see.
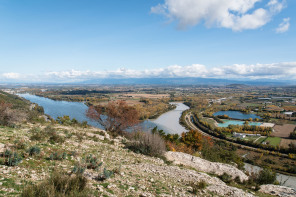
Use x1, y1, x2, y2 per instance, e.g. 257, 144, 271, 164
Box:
165, 151, 248, 182
260, 184, 296, 197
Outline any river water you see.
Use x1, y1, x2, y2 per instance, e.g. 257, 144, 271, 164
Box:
18, 94, 189, 134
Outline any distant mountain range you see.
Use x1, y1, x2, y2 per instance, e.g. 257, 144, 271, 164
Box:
80, 77, 295, 86
1, 77, 295, 86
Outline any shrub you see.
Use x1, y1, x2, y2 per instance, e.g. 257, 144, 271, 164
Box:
0, 157, 5, 165
49, 152, 67, 161
125, 131, 166, 157
219, 173, 232, 184
21, 170, 90, 197
255, 168, 276, 185
85, 154, 102, 170
72, 164, 86, 175
30, 127, 46, 141
75, 132, 84, 142
0, 101, 27, 126
189, 181, 207, 194
46, 127, 65, 144
14, 139, 27, 150
97, 168, 114, 181
28, 146, 41, 156
112, 165, 121, 174
48, 133, 65, 144
4, 150, 22, 166
290, 131, 296, 139
263, 158, 276, 164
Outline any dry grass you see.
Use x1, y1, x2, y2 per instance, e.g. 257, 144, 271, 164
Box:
21, 171, 90, 197
125, 131, 166, 157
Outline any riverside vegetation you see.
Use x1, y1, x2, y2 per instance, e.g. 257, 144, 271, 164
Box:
0, 91, 296, 196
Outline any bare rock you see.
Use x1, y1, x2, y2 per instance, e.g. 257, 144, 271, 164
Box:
165, 151, 248, 182
0, 143, 5, 155
260, 184, 296, 197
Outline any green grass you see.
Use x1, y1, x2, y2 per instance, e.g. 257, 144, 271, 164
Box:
243, 136, 261, 142
264, 137, 281, 146
256, 136, 267, 144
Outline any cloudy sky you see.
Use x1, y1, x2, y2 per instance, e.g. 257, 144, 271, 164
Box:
0, 0, 295, 82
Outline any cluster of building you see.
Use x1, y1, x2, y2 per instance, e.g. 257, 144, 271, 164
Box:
232, 132, 261, 139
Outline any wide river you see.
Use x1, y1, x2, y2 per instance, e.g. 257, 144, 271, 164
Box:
17, 94, 296, 188
18, 94, 189, 134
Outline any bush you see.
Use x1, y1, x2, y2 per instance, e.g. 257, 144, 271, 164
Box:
14, 139, 27, 150
28, 146, 41, 156
4, 150, 22, 166
255, 168, 276, 185
97, 168, 114, 181
248, 168, 277, 185
30, 126, 65, 144
0, 101, 27, 126
49, 152, 67, 161
125, 131, 166, 157
219, 172, 232, 183
263, 158, 276, 164
72, 164, 86, 175
30, 127, 46, 141
46, 126, 65, 144
21, 171, 90, 197
48, 132, 65, 144
85, 154, 102, 170
189, 181, 207, 194
290, 131, 296, 139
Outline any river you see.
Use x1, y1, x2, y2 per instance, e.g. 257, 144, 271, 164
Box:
18, 94, 189, 134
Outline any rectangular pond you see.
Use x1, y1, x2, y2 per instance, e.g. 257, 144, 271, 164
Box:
218, 120, 262, 127
214, 110, 261, 120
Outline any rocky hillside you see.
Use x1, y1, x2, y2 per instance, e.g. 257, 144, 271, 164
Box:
0, 123, 295, 197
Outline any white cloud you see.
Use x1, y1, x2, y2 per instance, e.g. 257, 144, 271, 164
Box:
1, 62, 296, 82
2, 73, 21, 79
276, 17, 290, 33
151, 0, 286, 31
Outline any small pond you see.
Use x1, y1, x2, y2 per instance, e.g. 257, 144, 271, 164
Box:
218, 120, 262, 127
214, 111, 261, 120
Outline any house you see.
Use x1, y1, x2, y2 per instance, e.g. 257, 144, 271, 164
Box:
233, 132, 246, 138
233, 132, 261, 138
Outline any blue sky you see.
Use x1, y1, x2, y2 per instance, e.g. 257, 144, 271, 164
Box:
0, 0, 295, 82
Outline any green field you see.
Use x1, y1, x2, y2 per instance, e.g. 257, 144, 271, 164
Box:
255, 136, 267, 144
243, 136, 261, 142
263, 137, 281, 146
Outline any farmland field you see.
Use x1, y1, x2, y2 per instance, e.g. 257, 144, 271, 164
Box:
280, 139, 296, 148
272, 124, 296, 138
255, 136, 267, 144
264, 137, 281, 146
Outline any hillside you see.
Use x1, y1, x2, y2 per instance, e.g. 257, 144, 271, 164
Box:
1, 123, 295, 197
0, 91, 44, 126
